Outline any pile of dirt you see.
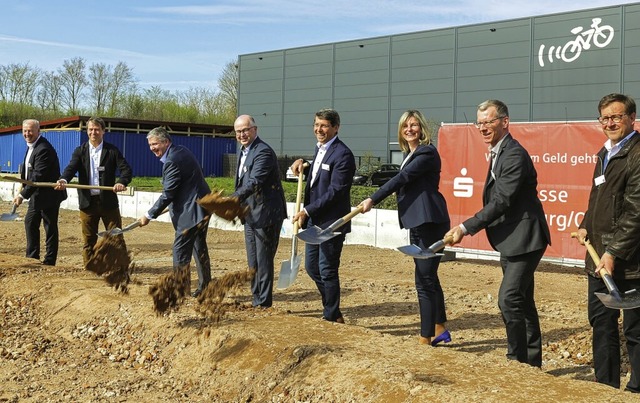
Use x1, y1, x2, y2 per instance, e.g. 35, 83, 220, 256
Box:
0, 207, 636, 401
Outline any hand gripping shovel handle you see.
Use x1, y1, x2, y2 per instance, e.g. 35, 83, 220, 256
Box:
290, 163, 308, 251
571, 232, 623, 302
324, 205, 364, 234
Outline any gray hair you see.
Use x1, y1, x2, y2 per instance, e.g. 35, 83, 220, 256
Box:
478, 99, 509, 118
147, 126, 172, 142
22, 119, 40, 129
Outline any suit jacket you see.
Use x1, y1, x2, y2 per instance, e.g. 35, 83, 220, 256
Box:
20, 136, 67, 209
60, 141, 132, 210
233, 137, 286, 228
370, 144, 449, 229
303, 137, 356, 233
463, 134, 550, 256
148, 144, 211, 233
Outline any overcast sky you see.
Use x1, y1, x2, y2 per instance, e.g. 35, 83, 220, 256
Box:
0, 1, 637, 91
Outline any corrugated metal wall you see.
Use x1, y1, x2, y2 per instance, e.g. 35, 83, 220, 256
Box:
237, 3, 640, 162
0, 129, 236, 177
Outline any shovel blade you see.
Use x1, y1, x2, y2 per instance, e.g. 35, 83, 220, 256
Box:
276, 260, 293, 290
397, 244, 442, 259
97, 227, 123, 237
288, 254, 303, 285
0, 214, 18, 221
1, 205, 18, 221
296, 226, 339, 244
276, 254, 302, 290
595, 288, 640, 310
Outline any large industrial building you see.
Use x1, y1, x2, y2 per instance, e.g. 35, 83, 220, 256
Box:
237, 2, 640, 165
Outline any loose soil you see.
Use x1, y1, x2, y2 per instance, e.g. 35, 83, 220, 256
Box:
0, 205, 637, 402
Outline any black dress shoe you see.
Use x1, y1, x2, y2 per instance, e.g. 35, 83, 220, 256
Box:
41, 261, 55, 266
191, 289, 202, 298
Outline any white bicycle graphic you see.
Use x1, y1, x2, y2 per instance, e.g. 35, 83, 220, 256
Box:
538, 18, 615, 67
561, 18, 614, 62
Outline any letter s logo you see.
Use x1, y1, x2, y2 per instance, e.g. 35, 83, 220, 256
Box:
453, 168, 473, 198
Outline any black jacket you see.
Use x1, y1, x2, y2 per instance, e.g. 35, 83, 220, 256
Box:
20, 136, 67, 209
580, 131, 640, 280
60, 141, 132, 210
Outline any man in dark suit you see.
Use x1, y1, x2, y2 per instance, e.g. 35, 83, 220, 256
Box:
138, 127, 212, 297
56, 117, 132, 268
446, 99, 551, 367
13, 119, 67, 265
291, 108, 356, 323
232, 115, 287, 308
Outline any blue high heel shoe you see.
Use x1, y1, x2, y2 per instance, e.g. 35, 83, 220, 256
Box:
431, 330, 452, 346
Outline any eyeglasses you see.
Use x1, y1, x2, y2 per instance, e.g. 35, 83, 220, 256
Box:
235, 126, 255, 135
598, 114, 627, 124
474, 116, 505, 128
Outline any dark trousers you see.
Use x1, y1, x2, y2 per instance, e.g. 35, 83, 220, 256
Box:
244, 222, 283, 307
588, 275, 640, 391
24, 202, 60, 265
79, 196, 123, 266
410, 221, 449, 338
498, 248, 545, 367
305, 233, 346, 322
173, 218, 211, 292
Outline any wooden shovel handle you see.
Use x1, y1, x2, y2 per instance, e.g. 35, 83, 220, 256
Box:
570, 231, 608, 277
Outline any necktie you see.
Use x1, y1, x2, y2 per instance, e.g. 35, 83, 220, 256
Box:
490, 151, 496, 181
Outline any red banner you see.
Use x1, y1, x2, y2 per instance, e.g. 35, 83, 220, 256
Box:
438, 122, 638, 261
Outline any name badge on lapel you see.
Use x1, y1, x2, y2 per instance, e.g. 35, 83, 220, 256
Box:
97, 166, 105, 172
321, 163, 330, 171
594, 175, 605, 186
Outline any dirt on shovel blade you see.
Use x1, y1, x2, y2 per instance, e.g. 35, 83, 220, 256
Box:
85, 234, 133, 294
195, 268, 256, 324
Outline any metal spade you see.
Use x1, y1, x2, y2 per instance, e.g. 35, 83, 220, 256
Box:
296, 206, 364, 245
572, 232, 640, 310
0, 204, 18, 221
98, 208, 169, 237
397, 235, 453, 259
277, 163, 307, 290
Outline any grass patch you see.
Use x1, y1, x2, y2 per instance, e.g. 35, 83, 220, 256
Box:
129, 177, 398, 210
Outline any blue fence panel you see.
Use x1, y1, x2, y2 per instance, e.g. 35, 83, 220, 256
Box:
203, 137, 237, 177
42, 130, 81, 172
0, 131, 19, 172
122, 132, 162, 177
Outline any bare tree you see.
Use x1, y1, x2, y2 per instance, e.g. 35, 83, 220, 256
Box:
58, 57, 88, 114
88, 63, 112, 114
217, 60, 238, 118
0, 63, 39, 105
36, 71, 63, 114
108, 62, 135, 116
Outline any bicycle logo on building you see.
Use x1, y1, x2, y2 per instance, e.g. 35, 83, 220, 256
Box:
537, 18, 614, 67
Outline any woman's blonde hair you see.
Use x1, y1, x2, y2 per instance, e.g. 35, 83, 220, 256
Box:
397, 110, 431, 153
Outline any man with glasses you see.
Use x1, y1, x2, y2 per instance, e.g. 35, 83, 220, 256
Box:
445, 99, 550, 367
232, 115, 286, 308
575, 93, 640, 393
290, 108, 356, 324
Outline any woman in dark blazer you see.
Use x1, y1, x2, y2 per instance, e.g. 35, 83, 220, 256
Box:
360, 110, 451, 346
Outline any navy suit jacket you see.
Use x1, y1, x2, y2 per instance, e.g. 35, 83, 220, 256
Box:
148, 145, 210, 233
60, 141, 132, 210
370, 144, 449, 229
233, 137, 286, 228
303, 137, 356, 233
463, 134, 550, 256
20, 136, 67, 209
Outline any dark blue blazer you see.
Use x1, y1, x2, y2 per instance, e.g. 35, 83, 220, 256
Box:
303, 137, 356, 233
371, 144, 449, 229
148, 144, 210, 233
20, 136, 67, 209
463, 134, 551, 256
233, 137, 286, 228
60, 141, 132, 210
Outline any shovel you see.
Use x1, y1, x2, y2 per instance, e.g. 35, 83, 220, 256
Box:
277, 163, 308, 290
296, 205, 364, 245
0, 204, 18, 221
397, 235, 453, 259
98, 208, 170, 237
0, 175, 135, 196
571, 232, 640, 310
